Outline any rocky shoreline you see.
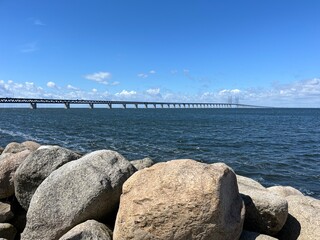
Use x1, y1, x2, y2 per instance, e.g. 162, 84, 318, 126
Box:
0, 141, 319, 240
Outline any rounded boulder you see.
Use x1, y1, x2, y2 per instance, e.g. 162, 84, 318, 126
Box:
21, 150, 136, 240
14, 145, 81, 210
114, 160, 245, 240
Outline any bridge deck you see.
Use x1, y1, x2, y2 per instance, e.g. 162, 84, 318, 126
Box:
0, 98, 270, 109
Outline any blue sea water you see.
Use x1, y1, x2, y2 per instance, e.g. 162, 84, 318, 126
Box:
0, 108, 319, 198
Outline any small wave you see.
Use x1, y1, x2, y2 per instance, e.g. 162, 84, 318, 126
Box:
0, 128, 46, 144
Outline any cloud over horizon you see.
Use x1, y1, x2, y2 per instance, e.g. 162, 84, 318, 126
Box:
0, 78, 320, 107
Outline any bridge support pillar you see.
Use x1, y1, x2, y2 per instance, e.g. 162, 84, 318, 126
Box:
153, 104, 156, 108
30, 103, 37, 109
167, 104, 170, 108
64, 102, 70, 109
108, 103, 112, 109
161, 104, 164, 108
135, 104, 138, 109
89, 103, 94, 109
122, 104, 127, 109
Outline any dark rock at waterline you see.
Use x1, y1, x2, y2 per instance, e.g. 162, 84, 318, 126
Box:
21, 150, 136, 240
14, 145, 81, 210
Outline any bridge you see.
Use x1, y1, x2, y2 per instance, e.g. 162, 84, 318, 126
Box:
0, 98, 270, 109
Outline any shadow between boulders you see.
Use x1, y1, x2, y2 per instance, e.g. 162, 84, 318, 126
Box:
240, 193, 262, 232
275, 213, 301, 240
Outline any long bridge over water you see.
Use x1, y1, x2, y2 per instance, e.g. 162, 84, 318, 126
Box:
0, 98, 270, 109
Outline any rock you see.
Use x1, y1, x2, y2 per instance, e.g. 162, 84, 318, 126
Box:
1, 141, 39, 156
21, 141, 41, 151
0, 150, 31, 199
0, 202, 13, 223
130, 157, 154, 170
1, 142, 27, 155
267, 186, 304, 198
240, 230, 278, 240
14, 146, 81, 210
238, 177, 288, 235
236, 175, 266, 190
0, 223, 16, 240
276, 195, 320, 240
114, 160, 245, 240
59, 220, 112, 240
0, 147, 3, 155
21, 150, 136, 240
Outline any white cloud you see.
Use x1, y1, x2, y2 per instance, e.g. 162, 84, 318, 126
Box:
115, 90, 137, 98
1, 78, 320, 107
47, 81, 56, 88
149, 70, 156, 74
137, 73, 148, 78
85, 72, 111, 84
146, 88, 160, 95
110, 81, 120, 86
67, 84, 78, 90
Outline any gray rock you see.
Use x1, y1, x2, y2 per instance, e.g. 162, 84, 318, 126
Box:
0, 147, 3, 155
267, 186, 304, 198
114, 160, 245, 240
59, 220, 112, 240
1, 141, 39, 155
276, 195, 320, 240
236, 175, 266, 190
14, 146, 81, 210
0, 202, 13, 223
240, 230, 278, 240
0, 150, 31, 199
130, 157, 154, 170
1, 142, 27, 155
238, 177, 288, 235
21, 141, 41, 151
0, 223, 16, 240
21, 150, 136, 240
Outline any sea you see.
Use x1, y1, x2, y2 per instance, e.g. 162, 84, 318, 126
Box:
0, 107, 319, 199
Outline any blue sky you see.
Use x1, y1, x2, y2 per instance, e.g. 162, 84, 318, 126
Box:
0, 0, 320, 107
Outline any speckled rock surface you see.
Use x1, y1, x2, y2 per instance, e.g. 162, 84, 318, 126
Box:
114, 160, 245, 240
21, 150, 136, 240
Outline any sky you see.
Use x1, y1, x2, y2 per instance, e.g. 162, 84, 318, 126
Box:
0, 0, 320, 107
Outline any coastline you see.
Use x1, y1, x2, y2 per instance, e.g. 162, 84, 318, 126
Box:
0, 141, 319, 239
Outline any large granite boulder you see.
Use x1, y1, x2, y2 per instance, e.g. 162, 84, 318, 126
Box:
21, 150, 136, 240
59, 220, 112, 240
14, 146, 81, 210
237, 175, 288, 235
130, 157, 154, 170
0, 150, 31, 199
0, 223, 16, 240
276, 195, 320, 240
267, 186, 304, 198
0, 202, 13, 223
114, 160, 245, 240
